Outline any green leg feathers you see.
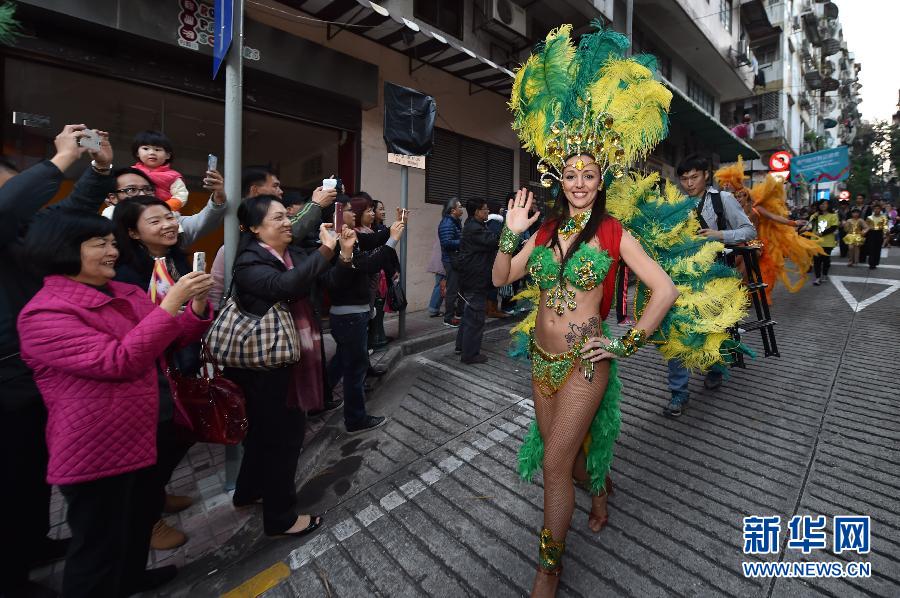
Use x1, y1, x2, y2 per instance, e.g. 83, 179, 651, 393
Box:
517, 359, 622, 495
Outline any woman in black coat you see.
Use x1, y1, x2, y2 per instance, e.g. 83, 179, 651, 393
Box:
227, 195, 355, 536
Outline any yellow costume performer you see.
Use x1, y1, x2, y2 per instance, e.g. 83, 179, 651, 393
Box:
715, 158, 823, 302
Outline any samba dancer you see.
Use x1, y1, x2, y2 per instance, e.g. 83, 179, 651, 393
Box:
494, 25, 680, 597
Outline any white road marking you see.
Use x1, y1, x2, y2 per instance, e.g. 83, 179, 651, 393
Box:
828, 276, 900, 312
283, 353, 538, 573
832, 263, 900, 270
285, 419, 528, 571
379, 490, 406, 511
331, 518, 360, 542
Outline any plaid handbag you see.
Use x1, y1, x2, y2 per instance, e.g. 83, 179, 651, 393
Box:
203, 293, 301, 370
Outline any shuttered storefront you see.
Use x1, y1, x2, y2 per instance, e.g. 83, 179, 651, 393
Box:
425, 127, 514, 208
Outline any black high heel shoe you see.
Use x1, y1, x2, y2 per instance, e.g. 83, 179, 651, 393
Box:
271, 514, 323, 538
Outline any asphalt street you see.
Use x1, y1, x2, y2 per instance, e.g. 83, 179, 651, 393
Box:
163, 256, 900, 598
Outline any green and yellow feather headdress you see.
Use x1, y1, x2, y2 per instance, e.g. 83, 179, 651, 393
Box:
509, 21, 672, 193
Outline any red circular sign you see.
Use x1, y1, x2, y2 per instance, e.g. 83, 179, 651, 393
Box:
769, 151, 791, 172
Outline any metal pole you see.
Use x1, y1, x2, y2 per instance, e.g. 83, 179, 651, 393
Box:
398, 164, 408, 338
223, 0, 244, 290
222, 0, 244, 492
625, 0, 633, 55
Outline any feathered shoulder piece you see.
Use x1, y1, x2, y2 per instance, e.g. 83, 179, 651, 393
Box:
607, 172, 751, 370
714, 155, 747, 193
509, 21, 672, 196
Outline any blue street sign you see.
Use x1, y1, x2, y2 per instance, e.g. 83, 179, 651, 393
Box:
791, 146, 850, 184
213, 0, 234, 79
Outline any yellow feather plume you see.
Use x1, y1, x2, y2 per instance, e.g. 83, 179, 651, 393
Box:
588, 58, 652, 112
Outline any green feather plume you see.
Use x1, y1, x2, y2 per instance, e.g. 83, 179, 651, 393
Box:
0, 2, 20, 45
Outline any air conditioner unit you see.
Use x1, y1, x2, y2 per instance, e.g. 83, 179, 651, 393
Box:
754, 119, 781, 136
491, 0, 527, 38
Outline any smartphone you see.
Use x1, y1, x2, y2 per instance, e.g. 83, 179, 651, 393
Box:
322, 175, 337, 190
78, 129, 101, 151
192, 251, 206, 273
401, 208, 409, 223
207, 154, 218, 172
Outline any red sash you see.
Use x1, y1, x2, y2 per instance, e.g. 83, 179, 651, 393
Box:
534, 216, 623, 321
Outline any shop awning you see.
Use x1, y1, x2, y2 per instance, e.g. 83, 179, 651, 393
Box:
283, 0, 515, 96
662, 77, 760, 162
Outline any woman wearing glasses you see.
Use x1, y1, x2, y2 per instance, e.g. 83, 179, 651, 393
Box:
104, 167, 227, 246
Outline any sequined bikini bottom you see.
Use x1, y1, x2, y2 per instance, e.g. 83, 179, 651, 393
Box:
530, 336, 598, 397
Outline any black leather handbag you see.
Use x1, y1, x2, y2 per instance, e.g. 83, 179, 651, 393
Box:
386, 273, 408, 311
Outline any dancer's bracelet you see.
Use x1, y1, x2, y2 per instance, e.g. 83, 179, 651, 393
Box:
605, 328, 648, 358
498, 225, 521, 254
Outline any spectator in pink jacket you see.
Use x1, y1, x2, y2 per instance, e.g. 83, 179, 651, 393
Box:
17, 210, 213, 598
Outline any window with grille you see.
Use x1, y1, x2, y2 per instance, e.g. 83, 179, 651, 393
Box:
759, 91, 781, 119
720, 0, 733, 33
414, 0, 463, 40
688, 78, 716, 114
425, 128, 514, 207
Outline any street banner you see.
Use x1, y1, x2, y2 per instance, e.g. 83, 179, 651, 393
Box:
791, 146, 850, 183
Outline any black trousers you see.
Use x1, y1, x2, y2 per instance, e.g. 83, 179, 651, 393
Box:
58, 466, 157, 598
814, 249, 833, 278
456, 289, 487, 360
866, 231, 883, 267
0, 399, 50, 591
226, 367, 305, 535
153, 419, 193, 517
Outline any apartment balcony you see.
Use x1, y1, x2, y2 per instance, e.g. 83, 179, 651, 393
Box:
634, 0, 753, 101
740, 0, 781, 41
757, 59, 784, 87
748, 118, 789, 152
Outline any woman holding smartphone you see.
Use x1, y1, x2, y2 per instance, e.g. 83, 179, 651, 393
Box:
326, 205, 407, 434
111, 195, 210, 550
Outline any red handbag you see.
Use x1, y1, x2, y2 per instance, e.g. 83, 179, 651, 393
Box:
166, 350, 248, 445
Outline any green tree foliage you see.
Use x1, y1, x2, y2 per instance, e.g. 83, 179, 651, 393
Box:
847, 121, 893, 197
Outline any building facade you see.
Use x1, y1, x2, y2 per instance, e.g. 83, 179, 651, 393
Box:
3, 0, 802, 311
720, 0, 862, 202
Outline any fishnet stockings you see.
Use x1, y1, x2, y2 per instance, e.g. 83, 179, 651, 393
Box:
532, 360, 610, 543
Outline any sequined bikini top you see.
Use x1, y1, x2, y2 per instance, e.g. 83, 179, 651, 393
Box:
527, 243, 612, 314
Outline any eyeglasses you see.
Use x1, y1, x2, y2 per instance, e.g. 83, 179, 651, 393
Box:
115, 185, 155, 196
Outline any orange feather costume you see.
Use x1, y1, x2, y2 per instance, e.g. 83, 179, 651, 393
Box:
715, 158, 823, 302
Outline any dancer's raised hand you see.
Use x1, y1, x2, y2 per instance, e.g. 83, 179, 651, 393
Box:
505, 187, 540, 234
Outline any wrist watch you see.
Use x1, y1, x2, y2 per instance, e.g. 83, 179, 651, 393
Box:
91, 160, 112, 173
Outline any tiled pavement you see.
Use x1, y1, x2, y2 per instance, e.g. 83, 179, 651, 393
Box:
32, 252, 900, 596
188, 253, 899, 597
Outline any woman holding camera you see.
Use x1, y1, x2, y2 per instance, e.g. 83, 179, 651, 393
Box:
227, 195, 356, 536
17, 210, 212, 597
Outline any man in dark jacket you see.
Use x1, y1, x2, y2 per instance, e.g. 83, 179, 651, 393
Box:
438, 198, 463, 327
0, 125, 114, 597
454, 199, 499, 364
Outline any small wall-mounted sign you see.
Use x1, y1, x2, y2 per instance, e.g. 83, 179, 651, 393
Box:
387, 153, 426, 169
